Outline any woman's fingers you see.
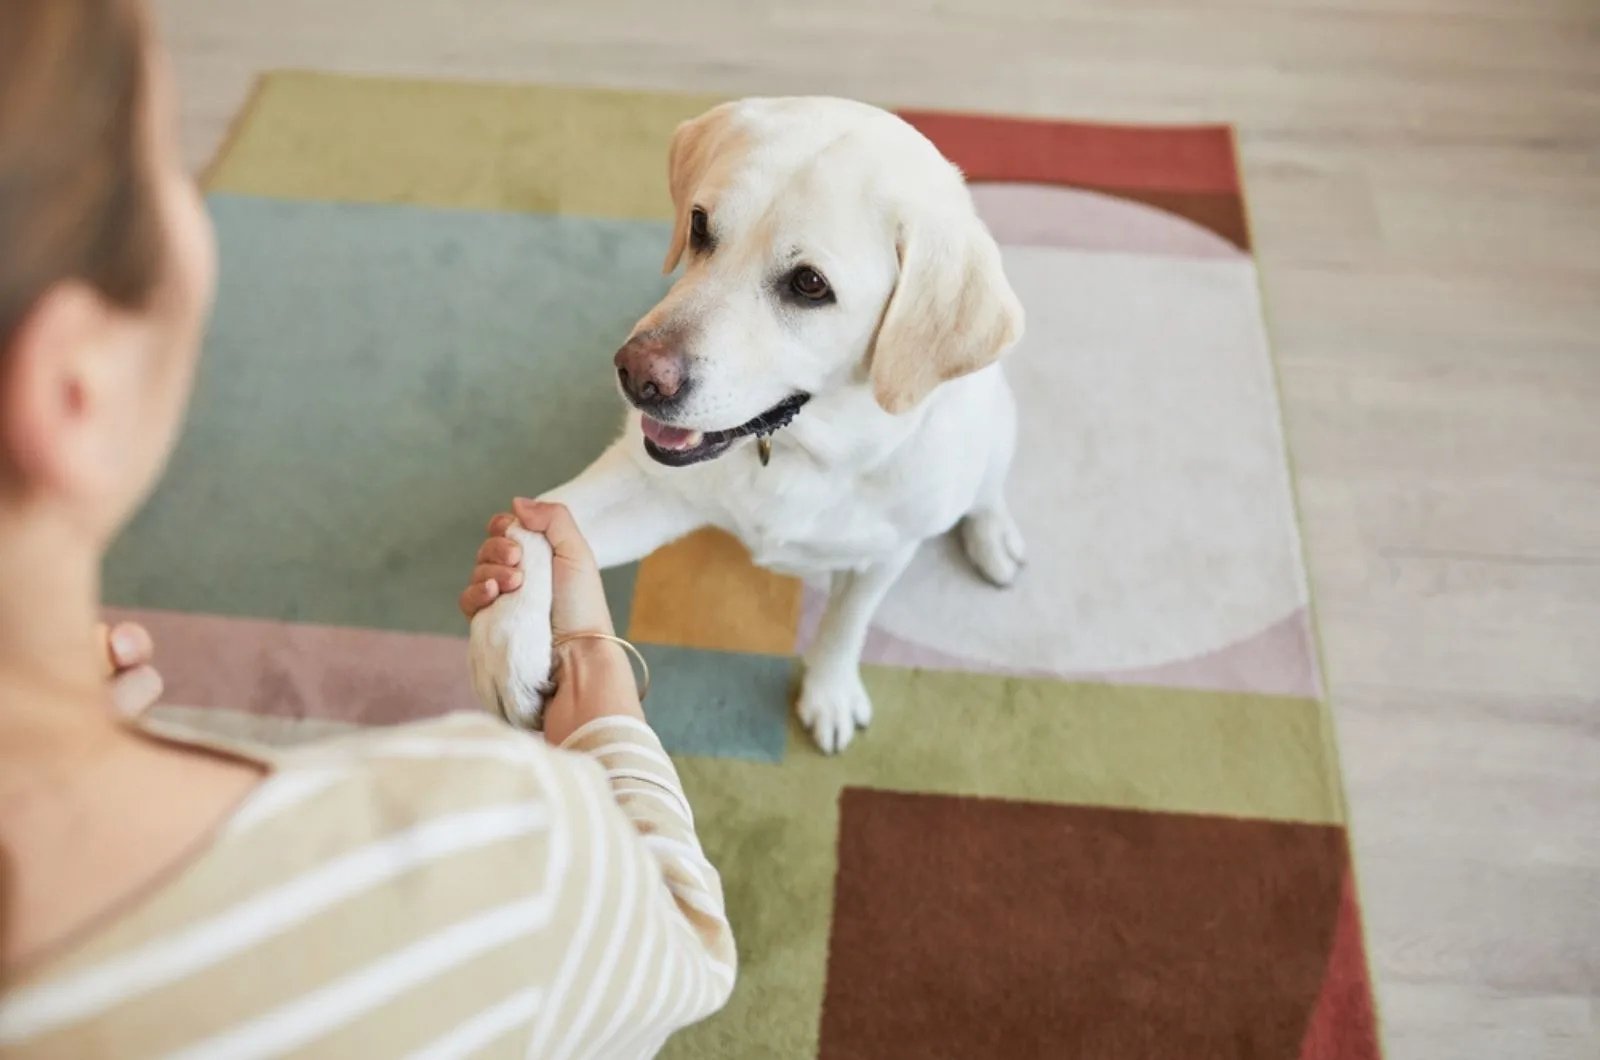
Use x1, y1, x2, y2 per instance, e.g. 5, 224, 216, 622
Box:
96, 621, 154, 678
460, 517, 526, 621
472, 562, 523, 590
108, 664, 163, 719
108, 622, 154, 669
458, 579, 500, 619
511, 498, 613, 636
475, 535, 522, 567
512, 498, 596, 569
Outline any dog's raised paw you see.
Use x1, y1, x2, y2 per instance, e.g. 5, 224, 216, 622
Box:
960, 507, 1026, 588
469, 527, 556, 728
797, 668, 873, 754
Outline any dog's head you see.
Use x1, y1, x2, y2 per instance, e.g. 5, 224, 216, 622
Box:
617, 97, 1024, 466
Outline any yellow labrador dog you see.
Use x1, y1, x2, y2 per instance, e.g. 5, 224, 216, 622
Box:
472, 97, 1025, 753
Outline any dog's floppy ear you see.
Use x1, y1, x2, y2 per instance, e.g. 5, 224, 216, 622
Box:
661, 103, 738, 274
869, 207, 1024, 414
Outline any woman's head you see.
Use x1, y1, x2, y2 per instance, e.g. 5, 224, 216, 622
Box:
0, 0, 214, 542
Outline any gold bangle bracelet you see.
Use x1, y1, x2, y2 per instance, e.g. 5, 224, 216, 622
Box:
552, 631, 652, 703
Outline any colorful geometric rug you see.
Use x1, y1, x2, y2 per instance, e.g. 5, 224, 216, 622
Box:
107, 72, 1382, 1058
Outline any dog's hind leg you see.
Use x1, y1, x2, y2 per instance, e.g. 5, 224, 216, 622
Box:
959, 389, 1026, 588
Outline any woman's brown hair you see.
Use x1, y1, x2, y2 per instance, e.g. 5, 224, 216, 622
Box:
0, 0, 164, 348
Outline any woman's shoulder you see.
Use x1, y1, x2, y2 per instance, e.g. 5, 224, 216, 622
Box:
49, 714, 573, 961
0, 716, 583, 1053
144, 710, 542, 777
284, 711, 539, 761
232, 713, 572, 832
132, 710, 584, 850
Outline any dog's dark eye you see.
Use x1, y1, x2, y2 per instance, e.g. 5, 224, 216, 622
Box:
789, 266, 832, 302
689, 207, 711, 251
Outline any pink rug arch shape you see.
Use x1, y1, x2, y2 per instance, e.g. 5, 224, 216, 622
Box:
972, 182, 1248, 260
798, 595, 1321, 700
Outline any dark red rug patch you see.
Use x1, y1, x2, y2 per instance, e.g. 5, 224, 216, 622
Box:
898, 111, 1252, 249
819, 789, 1363, 1060
1298, 869, 1382, 1059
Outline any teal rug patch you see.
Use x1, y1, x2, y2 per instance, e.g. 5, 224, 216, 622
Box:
107, 194, 670, 633
642, 645, 796, 763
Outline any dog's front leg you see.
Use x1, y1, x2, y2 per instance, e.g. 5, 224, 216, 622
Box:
537, 437, 702, 568
798, 544, 917, 754
469, 436, 703, 726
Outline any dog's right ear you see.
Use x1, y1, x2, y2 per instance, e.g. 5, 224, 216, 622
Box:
662, 103, 738, 274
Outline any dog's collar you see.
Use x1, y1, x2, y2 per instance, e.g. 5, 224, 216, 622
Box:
748, 393, 810, 468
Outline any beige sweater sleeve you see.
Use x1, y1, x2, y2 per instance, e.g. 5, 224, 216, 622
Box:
539, 715, 737, 1055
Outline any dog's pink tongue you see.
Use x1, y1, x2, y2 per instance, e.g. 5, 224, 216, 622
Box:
641, 417, 702, 451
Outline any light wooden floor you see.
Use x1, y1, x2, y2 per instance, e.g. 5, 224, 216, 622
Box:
153, 1, 1600, 1055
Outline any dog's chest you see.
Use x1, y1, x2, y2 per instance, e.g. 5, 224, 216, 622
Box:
710, 462, 929, 575
738, 515, 897, 575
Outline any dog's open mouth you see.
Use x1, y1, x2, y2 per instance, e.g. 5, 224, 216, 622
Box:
641, 394, 811, 467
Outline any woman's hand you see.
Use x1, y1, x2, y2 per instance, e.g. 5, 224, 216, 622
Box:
461, 499, 642, 743
459, 516, 525, 619
461, 499, 613, 636
96, 621, 164, 718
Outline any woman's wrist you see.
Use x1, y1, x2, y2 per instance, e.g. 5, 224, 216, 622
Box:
541, 637, 646, 745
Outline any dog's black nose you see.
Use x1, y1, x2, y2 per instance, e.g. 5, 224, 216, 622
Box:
614, 334, 686, 407
617, 366, 664, 403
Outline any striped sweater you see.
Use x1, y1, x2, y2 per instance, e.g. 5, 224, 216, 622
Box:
0, 713, 736, 1058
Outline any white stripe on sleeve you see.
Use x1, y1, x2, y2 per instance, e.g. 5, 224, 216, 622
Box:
523, 768, 610, 1058
543, 789, 643, 1060
402, 985, 540, 1060
168, 898, 555, 1060
225, 767, 344, 835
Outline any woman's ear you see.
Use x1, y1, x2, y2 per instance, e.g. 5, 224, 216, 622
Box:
661, 102, 738, 274
0, 281, 111, 489
868, 210, 1024, 415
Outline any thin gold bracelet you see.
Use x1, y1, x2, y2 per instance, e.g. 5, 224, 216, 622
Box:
552, 631, 652, 703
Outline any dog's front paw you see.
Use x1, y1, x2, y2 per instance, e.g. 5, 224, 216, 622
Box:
469, 527, 555, 728
797, 667, 873, 755
960, 506, 1027, 588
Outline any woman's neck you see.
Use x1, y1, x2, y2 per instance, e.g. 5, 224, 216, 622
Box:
0, 509, 266, 973
0, 506, 112, 751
